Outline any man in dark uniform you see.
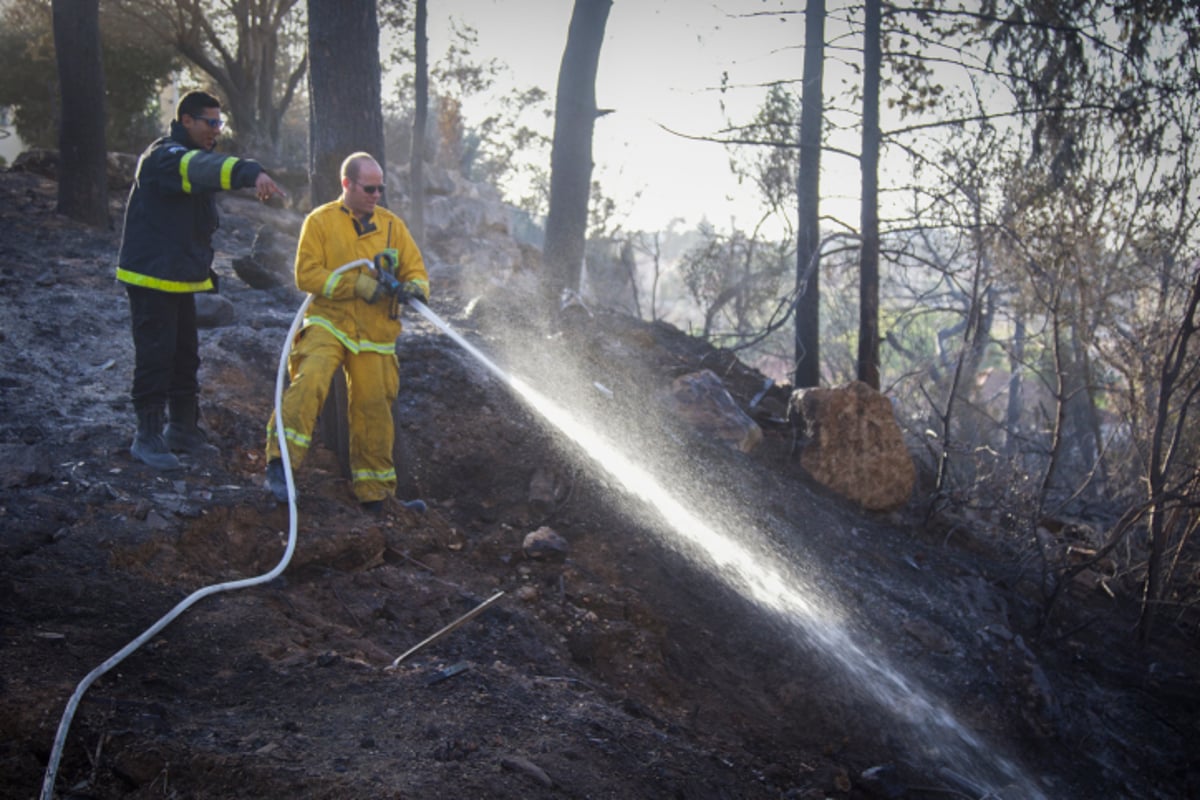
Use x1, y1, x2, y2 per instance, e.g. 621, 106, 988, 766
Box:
117, 90, 285, 469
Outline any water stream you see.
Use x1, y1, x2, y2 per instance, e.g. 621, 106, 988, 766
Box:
412, 301, 1048, 800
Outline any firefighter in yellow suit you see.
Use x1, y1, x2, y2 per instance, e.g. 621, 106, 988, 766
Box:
265, 152, 429, 511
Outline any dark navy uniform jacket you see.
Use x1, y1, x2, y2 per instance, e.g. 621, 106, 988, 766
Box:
117, 120, 264, 293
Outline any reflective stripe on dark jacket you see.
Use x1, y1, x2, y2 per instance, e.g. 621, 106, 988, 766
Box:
116, 120, 264, 293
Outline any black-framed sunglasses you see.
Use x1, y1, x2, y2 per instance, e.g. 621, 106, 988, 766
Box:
356, 182, 385, 195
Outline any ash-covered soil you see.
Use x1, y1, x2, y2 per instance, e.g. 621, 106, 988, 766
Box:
1, 166, 1197, 800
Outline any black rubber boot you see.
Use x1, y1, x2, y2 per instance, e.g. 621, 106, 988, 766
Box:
131, 408, 182, 470
266, 458, 290, 503
164, 395, 217, 454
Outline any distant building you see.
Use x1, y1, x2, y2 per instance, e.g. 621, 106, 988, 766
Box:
0, 106, 26, 167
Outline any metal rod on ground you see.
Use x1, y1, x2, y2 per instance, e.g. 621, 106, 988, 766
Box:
385, 590, 506, 671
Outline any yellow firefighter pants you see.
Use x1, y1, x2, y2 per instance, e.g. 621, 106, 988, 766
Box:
265, 325, 400, 502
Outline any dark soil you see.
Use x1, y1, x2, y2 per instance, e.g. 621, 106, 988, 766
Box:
1, 167, 1197, 800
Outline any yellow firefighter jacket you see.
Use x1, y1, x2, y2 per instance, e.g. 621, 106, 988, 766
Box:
296, 201, 429, 355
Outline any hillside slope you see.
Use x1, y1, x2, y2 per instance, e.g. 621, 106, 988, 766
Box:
0, 166, 1196, 800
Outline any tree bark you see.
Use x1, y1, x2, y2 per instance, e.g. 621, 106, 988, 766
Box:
542, 0, 611, 313
409, 0, 428, 248
307, 0, 385, 209
1004, 315, 1026, 457
53, 0, 109, 228
794, 0, 825, 387
856, 0, 881, 389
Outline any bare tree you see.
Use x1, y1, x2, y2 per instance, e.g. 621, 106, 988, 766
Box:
856, 0, 881, 389
629, 230, 668, 322
52, 0, 108, 228
793, 0, 825, 387
542, 0, 611, 313
1138, 265, 1200, 642
408, 0, 428, 248
112, 0, 307, 159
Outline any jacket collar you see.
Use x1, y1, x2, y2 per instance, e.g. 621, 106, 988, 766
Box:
169, 120, 197, 149
339, 203, 377, 236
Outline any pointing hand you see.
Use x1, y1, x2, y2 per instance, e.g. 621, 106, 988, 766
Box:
256, 172, 286, 202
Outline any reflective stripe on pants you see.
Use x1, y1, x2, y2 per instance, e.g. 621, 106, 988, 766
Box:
266, 325, 399, 502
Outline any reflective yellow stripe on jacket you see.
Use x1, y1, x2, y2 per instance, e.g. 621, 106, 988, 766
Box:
115, 267, 214, 293
179, 151, 237, 194
304, 315, 397, 356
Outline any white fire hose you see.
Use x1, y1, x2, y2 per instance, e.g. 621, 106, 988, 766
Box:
39, 258, 369, 800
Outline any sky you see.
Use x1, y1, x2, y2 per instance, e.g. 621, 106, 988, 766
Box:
427, 1, 854, 236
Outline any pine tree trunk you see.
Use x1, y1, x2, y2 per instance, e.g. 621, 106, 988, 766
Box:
53, 0, 109, 228
794, 0, 825, 388
307, 0, 385, 210
857, 0, 881, 390
409, 0, 428, 248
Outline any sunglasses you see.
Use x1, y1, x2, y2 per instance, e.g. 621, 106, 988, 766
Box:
356, 182, 385, 195
192, 116, 224, 130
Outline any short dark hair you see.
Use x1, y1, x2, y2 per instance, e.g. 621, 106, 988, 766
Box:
177, 91, 221, 122
341, 152, 379, 182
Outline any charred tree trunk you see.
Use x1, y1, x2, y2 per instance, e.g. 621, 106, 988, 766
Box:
542, 0, 611, 313
794, 0, 825, 388
856, 0, 881, 390
53, 0, 108, 228
307, 0, 385, 211
1004, 315, 1026, 457
409, 0, 428, 248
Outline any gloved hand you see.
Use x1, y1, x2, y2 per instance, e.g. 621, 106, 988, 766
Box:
374, 248, 399, 275
398, 280, 428, 304
376, 270, 403, 297
353, 273, 382, 304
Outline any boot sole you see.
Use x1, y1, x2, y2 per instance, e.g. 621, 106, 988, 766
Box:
130, 446, 182, 471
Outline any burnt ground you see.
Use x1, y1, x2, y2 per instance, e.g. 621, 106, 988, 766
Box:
0, 166, 1197, 800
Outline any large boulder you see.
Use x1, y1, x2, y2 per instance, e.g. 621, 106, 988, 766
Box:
789, 380, 915, 511
425, 193, 510, 238
231, 224, 295, 290
419, 163, 461, 197
669, 369, 762, 453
